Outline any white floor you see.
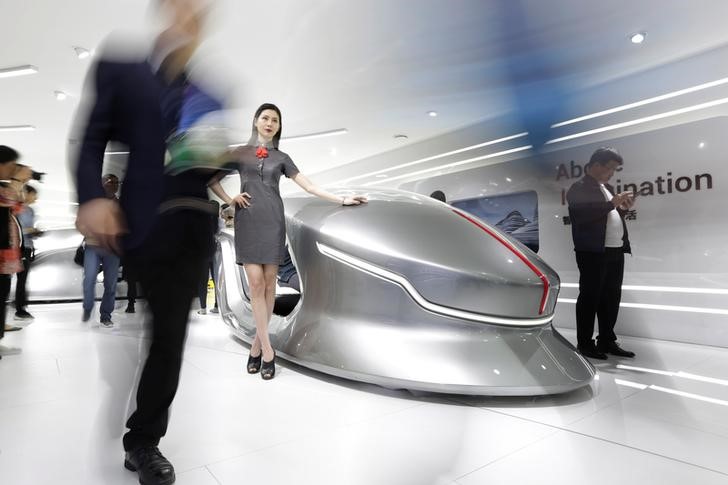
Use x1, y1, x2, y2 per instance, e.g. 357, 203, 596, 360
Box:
1, 303, 728, 485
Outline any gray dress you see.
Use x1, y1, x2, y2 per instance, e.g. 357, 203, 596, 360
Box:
233, 145, 299, 265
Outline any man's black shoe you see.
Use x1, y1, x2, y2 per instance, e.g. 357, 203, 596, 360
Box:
124, 446, 176, 485
597, 342, 636, 358
577, 346, 608, 360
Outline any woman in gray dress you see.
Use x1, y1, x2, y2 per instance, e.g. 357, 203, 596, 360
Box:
209, 103, 367, 379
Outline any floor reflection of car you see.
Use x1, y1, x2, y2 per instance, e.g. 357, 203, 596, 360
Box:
216, 188, 595, 396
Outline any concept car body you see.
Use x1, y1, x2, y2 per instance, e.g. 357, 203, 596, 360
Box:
23, 228, 129, 301
216, 188, 595, 396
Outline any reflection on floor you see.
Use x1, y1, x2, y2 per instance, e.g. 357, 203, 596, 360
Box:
1, 303, 727, 484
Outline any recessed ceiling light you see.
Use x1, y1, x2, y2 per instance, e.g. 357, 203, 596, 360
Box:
393, 134, 408, 140
0, 65, 38, 78
630, 32, 646, 44
698, 141, 706, 149
0, 125, 35, 132
54, 90, 68, 101
427, 111, 438, 117
74, 46, 91, 59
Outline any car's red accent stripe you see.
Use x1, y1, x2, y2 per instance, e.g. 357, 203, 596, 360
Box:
452, 209, 550, 314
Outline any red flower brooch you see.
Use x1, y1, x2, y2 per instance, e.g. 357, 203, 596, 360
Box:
256, 146, 269, 159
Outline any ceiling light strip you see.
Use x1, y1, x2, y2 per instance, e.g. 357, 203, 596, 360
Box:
551, 77, 728, 128
323, 76, 728, 185
547, 96, 728, 145
553, 77, 728, 128
0, 65, 38, 78
283, 128, 348, 142
362, 145, 533, 186
560, 282, 728, 295
340, 132, 528, 184
316, 242, 553, 326
37, 200, 79, 206
0, 125, 35, 132
558, 298, 728, 315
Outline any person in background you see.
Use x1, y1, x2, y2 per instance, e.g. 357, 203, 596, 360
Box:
277, 246, 299, 292
566, 147, 636, 360
122, 261, 139, 314
197, 262, 218, 315
0, 147, 26, 357
81, 173, 121, 327
429, 190, 447, 203
14, 185, 41, 322
198, 210, 226, 315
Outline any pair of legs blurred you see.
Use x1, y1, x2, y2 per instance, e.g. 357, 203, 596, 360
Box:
197, 261, 218, 314
82, 245, 120, 324
244, 263, 278, 378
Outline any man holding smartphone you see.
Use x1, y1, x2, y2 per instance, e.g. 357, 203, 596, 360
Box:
567, 147, 636, 360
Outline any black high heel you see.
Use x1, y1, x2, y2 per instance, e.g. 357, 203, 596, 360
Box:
247, 351, 262, 374
261, 352, 276, 380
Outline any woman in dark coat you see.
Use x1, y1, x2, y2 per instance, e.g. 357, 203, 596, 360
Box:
209, 103, 366, 379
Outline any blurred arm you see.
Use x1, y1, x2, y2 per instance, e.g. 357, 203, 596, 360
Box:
73, 61, 125, 253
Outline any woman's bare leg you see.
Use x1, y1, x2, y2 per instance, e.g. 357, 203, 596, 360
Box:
244, 264, 272, 359
260, 264, 278, 361
263, 264, 278, 323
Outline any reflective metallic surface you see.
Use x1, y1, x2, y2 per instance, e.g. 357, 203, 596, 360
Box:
217, 188, 595, 395
25, 228, 128, 301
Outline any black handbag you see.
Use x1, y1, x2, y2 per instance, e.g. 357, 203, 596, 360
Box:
73, 242, 85, 266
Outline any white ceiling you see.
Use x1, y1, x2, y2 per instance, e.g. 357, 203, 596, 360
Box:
1, 0, 728, 225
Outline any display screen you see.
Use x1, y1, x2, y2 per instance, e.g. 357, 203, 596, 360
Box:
451, 190, 539, 253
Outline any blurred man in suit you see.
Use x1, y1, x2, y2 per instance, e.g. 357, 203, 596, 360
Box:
73, 1, 220, 483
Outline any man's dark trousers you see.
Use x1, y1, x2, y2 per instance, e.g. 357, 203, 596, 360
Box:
122, 209, 215, 451
575, 247, 625, 349
14, 247, 33, 312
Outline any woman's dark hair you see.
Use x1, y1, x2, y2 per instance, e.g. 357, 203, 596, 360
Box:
0, 145, 20, 164
251, 103, 283, 148
587, 147, 623, 169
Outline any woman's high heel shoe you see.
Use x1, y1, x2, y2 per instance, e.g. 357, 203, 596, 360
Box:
261, 352, 276, 380
247, 351, 262, 374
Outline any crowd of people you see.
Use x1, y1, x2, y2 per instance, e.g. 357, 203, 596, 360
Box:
0, 146, 42, 359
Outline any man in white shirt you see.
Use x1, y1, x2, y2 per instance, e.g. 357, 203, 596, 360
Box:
566, 147, 636, 360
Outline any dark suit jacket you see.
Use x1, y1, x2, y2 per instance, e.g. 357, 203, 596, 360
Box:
566, 174, 631, 254
75, 59, 166, 250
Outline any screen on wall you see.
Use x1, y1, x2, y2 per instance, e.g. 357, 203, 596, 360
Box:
451, 190, 539, 253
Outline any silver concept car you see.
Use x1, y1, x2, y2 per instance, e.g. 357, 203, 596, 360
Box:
216, 188, 595, 396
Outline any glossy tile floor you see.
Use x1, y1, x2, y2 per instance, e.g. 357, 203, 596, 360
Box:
1, 303, 727, 484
